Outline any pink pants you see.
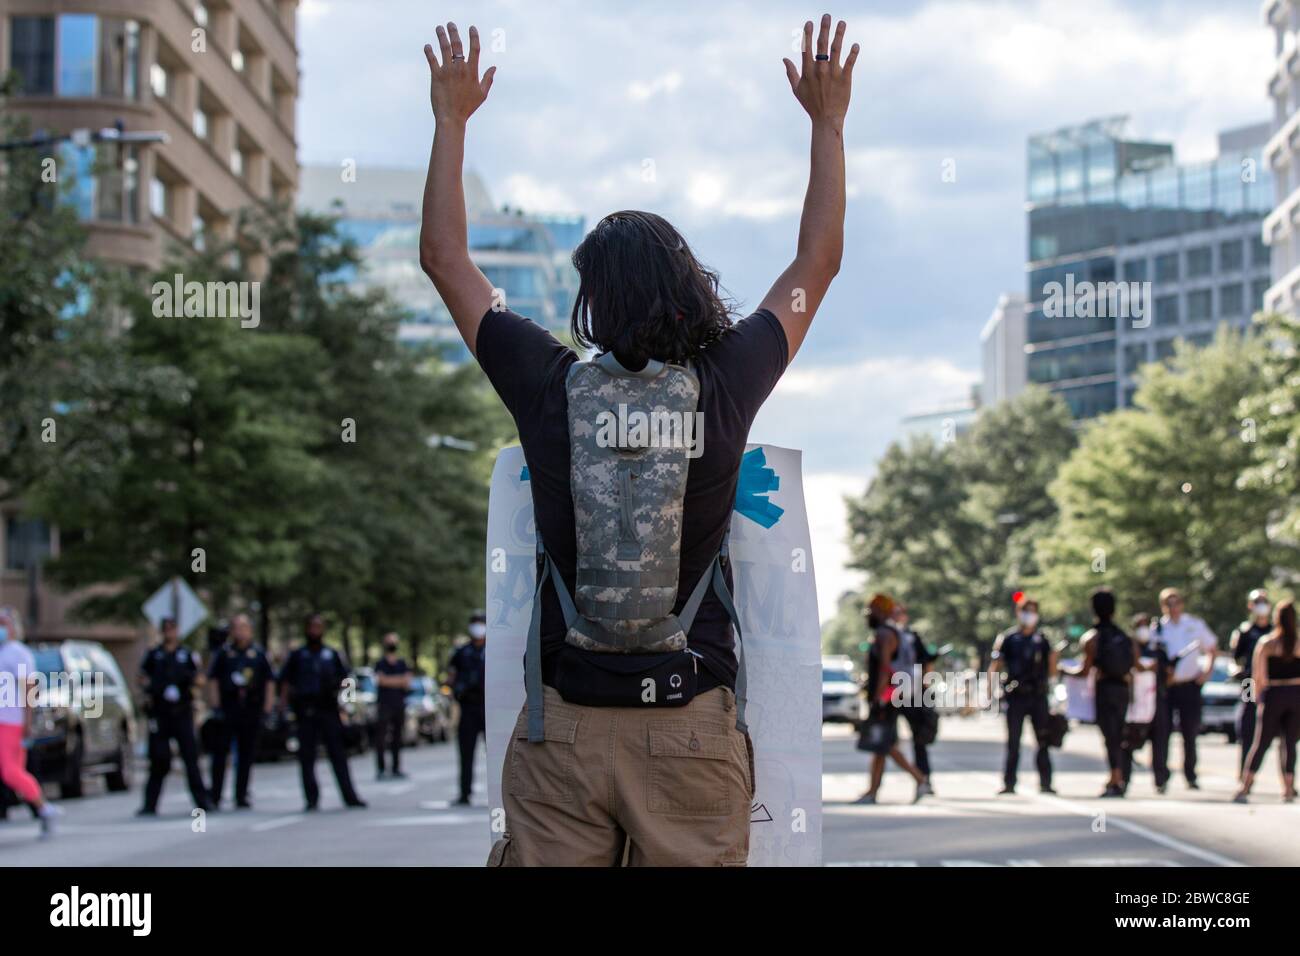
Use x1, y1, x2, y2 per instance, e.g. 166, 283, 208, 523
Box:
0, 724, 41, 804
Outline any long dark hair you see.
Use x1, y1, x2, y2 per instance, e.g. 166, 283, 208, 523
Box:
570, 210, 735, 367
1275, 599, 1297, 660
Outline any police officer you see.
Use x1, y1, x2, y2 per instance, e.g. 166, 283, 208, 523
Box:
448, 610, 487, 806
206, 613, 274, 809
373, 632, 412, 779
138, 618, 213, 816
988, 596, 1057, 795
1230, 589, 1273, 773
279, 613, 366, 811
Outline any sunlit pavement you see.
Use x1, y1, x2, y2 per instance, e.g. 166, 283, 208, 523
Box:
0, 737, 490, 866
6, 713, 1296, 866
823, 712, 1300, 867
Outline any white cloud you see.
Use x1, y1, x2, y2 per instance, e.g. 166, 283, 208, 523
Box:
627, 71, 683, 102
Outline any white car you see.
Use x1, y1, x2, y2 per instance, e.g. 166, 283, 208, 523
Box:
822, 655, 861, 723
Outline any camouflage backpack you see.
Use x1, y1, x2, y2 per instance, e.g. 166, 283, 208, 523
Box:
523, 351, 747, 742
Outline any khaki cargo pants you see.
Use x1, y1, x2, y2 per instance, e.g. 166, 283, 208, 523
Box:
488, 685, 754, 866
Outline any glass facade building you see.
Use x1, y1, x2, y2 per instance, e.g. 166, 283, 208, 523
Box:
1025, 117, 1273, 419
299, 165, 584, 361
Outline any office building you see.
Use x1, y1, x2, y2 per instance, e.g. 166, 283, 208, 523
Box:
298, 163, 584, 358
1026, 116, 1272, 418
0, 0, 299, 654
980, 292, 1027, 407
1263, 0, 1300, 315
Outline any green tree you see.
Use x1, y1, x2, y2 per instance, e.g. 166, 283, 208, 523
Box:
1035, 327, 1290, 637
844, 387, 1075, 662
1243, 312, 1300, 578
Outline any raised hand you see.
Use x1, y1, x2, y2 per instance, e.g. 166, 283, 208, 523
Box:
782, 14, 858, 126
424, 22, 496, 125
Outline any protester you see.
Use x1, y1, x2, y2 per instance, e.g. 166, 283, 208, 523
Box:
1151, 587, 1217, 792
893, 602, 938, 796
447, 611, 486, 805
1230, 589, 1273, 773
138, 617, 212, 816
279, 613, 366, 811
1120, 612, 1165, 790
855, 594, 927, 804
989, 596, 1056, 795
373, 632, 412, 779
1235, 599, 1300, 804
206, 613, 274, 808
1062, 588, 1144, 797
419, 15, 857, 865
0, 607, 61, 837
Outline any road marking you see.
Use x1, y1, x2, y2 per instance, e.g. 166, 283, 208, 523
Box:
1036, 794, 1245, 867
250, 814, 305, 833
828, 857, 1179, 867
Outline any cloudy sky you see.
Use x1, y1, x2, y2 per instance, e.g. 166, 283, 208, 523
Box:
296, 0, 1274, 618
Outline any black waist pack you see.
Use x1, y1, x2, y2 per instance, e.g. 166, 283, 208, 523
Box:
553, 645, 700, 709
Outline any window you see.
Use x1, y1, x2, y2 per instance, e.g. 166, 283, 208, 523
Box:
1219, 239, 1243, 271
231, 149, 244, 176
9, 16, 55, 94
231, 49, 245, 72
58, 143, 139, 223
1251, 236, 1270, 268
1187, 289, 1212, 322
59, 143, 96, 220
1155, 294, 1179, 327
98, 18, 139, 99
1219, 283, 1244, 317
1123, 343, 1148, 374
1122, 259, 1147, 282
1251, 278, 1269, 311
193, 215, 207, 251
1186, 246, 1211, 278
150, 177, 168, 219
150, 62, 168, 99
5, 517, 52, 571
1155, 338, 1178, 360
1155, 252, 1179, 283
56, 14, 96, 96
9, 15, 139, 99
193, 107, 208, 140
194, 3, 209, 28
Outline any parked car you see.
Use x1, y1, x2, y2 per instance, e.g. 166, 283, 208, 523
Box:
27, 641, 137, 799
407, 675, 451, 743
822, 655, 860, 723
1199, 655, 1241, 743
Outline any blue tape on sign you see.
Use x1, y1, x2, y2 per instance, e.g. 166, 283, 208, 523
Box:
734, 447, 784, 528
520, 466, 530, 481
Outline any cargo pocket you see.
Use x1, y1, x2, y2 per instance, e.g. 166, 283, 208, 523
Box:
486, 834, 513, 867
647, 723, 742, 815
508, 707, 579, 805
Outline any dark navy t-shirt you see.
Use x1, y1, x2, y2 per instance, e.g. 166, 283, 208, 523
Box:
475, 307, 789, 692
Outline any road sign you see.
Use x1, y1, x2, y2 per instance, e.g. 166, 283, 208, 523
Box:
141, 577, 208, 639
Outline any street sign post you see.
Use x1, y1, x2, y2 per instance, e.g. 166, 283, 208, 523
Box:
141, 577, 208, 639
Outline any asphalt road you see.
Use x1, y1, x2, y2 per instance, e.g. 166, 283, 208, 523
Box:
4, 713, 1296, 866
823, 712, 1300, 867
0, 736, 491, 866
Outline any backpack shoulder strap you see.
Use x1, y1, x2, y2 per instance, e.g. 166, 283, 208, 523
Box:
525, 535, 578, 743
677, 531, 748, 735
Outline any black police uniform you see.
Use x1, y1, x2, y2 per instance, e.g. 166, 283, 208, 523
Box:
140, 644, 211, 813
449, 641, 486, 802
1230, 619, 1271, 771
280, 642, 364, 808
373, 655, 410, 775
993, 627, 1053, 791
207, 642, 274, 806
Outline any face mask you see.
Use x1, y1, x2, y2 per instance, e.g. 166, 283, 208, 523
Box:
1136, 626, 1151, 642
307, 634, 323, 647
468, 623, 486, 639
1018, 611, 1038, 629
384, 644, 398, 654
1253, 602, 1271, 619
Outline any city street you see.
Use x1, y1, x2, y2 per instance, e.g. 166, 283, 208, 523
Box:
824, 713, 1300, 867
0, 739, 490, 866
4, 712, 1296, 866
